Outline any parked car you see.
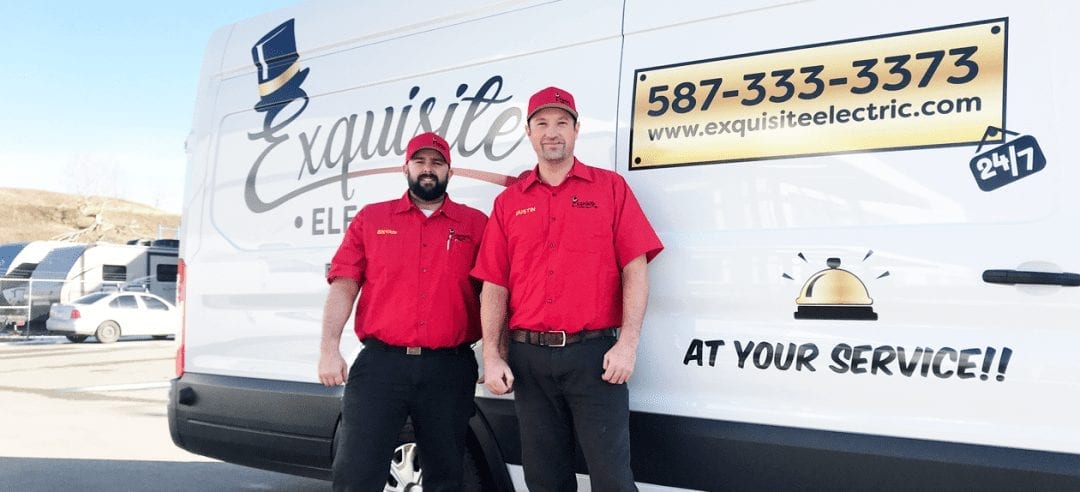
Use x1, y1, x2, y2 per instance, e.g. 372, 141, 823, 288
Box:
46, 291, 180, 343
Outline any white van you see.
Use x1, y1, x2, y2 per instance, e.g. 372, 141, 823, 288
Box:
169, 1, 1080, 490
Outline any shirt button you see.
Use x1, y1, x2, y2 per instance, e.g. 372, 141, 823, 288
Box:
419, 320, 426, 326
419, 293, 426, 299
545, 298, 553, 304
421, 268, 428, 273
548, 242, 556, 249
547, 270, 554, 276
422, 243, 428, 247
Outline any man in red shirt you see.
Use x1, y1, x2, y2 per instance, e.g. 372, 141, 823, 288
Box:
472, 87, 664, 491
319, 132, 488, 491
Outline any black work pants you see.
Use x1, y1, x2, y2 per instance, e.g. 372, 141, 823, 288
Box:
508, 335, 637, 492
332, 344, 478, 492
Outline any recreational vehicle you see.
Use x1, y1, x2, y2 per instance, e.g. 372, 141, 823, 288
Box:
30, 241, 179, 329
0, 240, 69, 330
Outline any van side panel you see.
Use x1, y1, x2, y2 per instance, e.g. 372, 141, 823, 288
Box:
617, 0, 1080, 480
173, 0, 1080, 489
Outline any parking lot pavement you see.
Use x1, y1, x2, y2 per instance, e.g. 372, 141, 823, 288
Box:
0, 336, 329, 491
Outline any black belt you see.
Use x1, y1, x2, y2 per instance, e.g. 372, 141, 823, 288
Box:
362, 338, 473, 356
509, 328, 618, 347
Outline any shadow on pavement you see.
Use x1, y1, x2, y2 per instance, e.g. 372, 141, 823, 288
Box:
0, 457, 329, 491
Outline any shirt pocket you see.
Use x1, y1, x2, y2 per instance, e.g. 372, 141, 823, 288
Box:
446, 232, 478, 273
564, 210, 613, 254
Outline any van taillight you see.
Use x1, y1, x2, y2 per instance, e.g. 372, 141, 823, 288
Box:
176, 258, 186, 377
70, 309, 81, 320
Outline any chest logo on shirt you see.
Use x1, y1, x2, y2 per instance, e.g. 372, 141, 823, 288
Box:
376, 229, 398, 235
571, 196, 598, 209
515, 206, 537, 216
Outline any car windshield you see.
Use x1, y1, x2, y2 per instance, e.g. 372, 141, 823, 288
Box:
73, 292, 111, 305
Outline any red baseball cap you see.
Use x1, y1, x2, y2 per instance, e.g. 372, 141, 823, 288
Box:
527, 86, 577, 121
405, 132, 451, 166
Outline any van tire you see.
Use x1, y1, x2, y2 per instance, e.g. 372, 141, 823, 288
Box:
389, 422, 484, 492
332, 420, 484, 491
65, 335, 89, 343
95, 321, 120, 343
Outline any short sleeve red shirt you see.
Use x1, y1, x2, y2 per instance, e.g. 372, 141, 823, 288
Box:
470, 159, 663, 333
327, 192, 487, 348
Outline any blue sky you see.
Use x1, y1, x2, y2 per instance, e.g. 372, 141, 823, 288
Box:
1, 1, 299, 213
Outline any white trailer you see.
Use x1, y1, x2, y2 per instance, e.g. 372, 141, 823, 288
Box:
0, 240, 70, 329
27, 241, 179, 329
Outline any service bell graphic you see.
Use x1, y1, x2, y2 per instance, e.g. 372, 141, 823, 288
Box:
794, 257, 878, 320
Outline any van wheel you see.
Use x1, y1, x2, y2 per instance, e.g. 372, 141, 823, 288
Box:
385, 423, 484, 492
95, 321, 120, 343
65, 335, 89, 343
387, 423, 422, 492
332, 420, 484, 492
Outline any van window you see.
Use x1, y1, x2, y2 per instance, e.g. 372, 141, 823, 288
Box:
102, 265, 127, 282
157, 264, 178, 282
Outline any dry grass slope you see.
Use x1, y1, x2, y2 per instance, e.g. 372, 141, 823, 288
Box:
0, 187, 180, 243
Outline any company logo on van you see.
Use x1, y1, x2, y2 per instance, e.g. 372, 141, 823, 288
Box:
241, 21, 528, 228
249, 19, 310, 142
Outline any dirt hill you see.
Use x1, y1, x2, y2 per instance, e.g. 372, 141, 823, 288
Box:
0, 187, 180, 244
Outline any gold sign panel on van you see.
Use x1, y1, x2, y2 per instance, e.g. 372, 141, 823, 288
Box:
630, 19, 1006, 169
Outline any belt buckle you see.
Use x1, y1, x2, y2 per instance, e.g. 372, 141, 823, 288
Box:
545, 330, 567, 348
406, 346, 422, 355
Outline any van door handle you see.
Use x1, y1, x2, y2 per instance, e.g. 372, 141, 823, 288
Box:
982, 269, 1080, 286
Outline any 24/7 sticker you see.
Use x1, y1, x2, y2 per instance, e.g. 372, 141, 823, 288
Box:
969, 127, 1047, 191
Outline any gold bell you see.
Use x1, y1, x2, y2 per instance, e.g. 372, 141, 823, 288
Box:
794, 258, 877, 320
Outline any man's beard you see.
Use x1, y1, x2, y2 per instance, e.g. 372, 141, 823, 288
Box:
537, 140, 570, 162
408, 173, 448, 201
540, 147, 569, 162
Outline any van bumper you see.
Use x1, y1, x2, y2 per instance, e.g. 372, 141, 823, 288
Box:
168, 373, 342, 480
475, 397, 1080, 490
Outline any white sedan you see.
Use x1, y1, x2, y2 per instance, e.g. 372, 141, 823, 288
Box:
46, 291, 180, 343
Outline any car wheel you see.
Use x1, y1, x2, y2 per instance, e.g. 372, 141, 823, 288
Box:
65, 335, 89, 343
95, 321, 121, 343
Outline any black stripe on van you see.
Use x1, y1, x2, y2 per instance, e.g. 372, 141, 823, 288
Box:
474, 397, 1080, 490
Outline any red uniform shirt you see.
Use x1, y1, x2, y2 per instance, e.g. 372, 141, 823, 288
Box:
471, 159, 663, 333
327, 192, 487, 348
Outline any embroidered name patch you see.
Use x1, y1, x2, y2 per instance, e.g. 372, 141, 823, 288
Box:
376, 229, 398, 235
515, 207, 537, 216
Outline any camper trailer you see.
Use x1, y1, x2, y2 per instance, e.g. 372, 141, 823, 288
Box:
0, 242, 28, 276
0, 240, 69, 330
28, 241, 179, 330
170, 1, 1080, 490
